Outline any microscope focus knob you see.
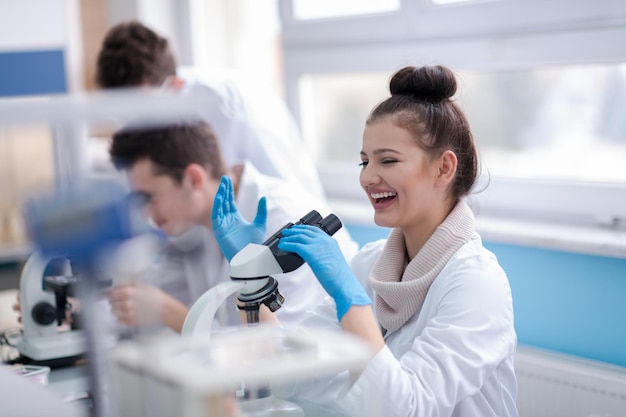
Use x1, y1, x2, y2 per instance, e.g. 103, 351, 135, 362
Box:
32, 302, 57, 325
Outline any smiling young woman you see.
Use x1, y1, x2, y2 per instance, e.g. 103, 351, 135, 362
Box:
213, 64, 518, 417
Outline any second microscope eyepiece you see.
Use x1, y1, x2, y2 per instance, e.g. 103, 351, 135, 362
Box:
316, 214, 341, 236
265, 210, 343, 274
294, 210, 342, 235
299, 210, 323, 226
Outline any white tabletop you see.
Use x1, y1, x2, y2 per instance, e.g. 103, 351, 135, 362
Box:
48, 364, 90, 399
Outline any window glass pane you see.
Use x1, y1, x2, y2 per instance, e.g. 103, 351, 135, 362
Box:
299, 63, 626, 184
0, 124, 54, 246
431, 0, 502, 5
293, 0, 400, 20
458, 64, 626, 184
299, 73, 388, 162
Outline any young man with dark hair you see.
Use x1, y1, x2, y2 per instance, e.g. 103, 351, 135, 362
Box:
96, 20, 324, 197
106, 120, 358, 332
96, 21, 177, 89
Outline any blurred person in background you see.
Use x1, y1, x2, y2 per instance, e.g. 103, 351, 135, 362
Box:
95, 20, 323, 197
106, 120, 357, 333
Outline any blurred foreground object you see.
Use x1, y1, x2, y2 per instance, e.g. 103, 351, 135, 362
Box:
17, 179, 142, 367
110, 325, 374, 417
24, 179, 143, 260
9, 363, 51, 385
21, 178, 151, 417
0, 363, 83, 417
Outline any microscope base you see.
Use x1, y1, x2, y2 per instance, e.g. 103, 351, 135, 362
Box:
16, 331, 86, 368
17, 352, 85, 369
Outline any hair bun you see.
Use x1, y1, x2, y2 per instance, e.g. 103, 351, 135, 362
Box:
389, 65, 457, 103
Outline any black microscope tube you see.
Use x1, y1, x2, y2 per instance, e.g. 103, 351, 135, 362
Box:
317, 214, 342, 236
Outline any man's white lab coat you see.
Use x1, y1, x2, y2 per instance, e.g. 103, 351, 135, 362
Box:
178, 67, 325, 198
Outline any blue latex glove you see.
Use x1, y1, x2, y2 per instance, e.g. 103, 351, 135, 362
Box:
211, 175, 267, 261
278, 224, 371, 321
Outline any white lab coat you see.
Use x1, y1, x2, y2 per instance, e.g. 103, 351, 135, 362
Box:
291, 233, 518, 417
151, 162, 358, 329
89, 68, 323, 196
177, 67, 325, 198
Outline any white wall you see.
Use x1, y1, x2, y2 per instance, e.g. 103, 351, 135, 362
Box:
105, 0, 193, 66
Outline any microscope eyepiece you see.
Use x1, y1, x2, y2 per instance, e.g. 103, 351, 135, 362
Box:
298, 210, 323, 226
316, 214, 342, 236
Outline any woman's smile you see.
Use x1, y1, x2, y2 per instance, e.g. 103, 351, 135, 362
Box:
370, 191, 398, 210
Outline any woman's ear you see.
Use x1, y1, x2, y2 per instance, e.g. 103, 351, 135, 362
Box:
184, 163, 208, 190
436, 150, 458, 187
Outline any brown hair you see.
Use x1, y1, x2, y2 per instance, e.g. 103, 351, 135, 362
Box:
95, 21, 176, 88
110, 121, 226, 183
367, 65, 478, 201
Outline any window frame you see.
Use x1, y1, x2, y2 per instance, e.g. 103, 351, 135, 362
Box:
279, 0, 626, 230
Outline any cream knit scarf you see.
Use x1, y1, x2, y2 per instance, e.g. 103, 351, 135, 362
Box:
368, 202, 475, 333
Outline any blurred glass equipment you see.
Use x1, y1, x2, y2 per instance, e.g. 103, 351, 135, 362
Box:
110, 326, 375, 417
8, 363, 50, 385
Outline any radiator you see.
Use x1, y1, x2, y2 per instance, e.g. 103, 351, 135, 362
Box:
515, 345, 626, 417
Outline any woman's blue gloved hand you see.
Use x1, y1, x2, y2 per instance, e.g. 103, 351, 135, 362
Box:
212, 176, 267, 262
278, 224, 371, 321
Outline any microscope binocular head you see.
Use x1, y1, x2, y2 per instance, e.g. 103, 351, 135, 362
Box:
229, 210, 342, 323
230, 210, 342, 282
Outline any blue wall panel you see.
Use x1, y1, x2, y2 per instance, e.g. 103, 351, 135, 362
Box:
345, 223, 390, 247
484, 242, 626, 367
0, 49, 67, 97
345, 223, 626, 368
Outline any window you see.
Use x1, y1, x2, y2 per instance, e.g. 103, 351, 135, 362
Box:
459, 64, 626, 184
298, 73, 388, 162
431, 0, 497, 5
292, 0, 399, 20
0, 124, 54, 250
301, 64, 626, 184
279, 0, 626, 228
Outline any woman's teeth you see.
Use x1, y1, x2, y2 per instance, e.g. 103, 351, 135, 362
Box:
371, 191, 397, 199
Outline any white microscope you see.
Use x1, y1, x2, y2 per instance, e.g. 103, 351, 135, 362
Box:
183, 209, 342, 337
16, 251, 86, 368
230, 210, 342, 324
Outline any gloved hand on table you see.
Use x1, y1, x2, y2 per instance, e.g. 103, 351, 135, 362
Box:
278, 225, 371, 321
212, 175, 267, 261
